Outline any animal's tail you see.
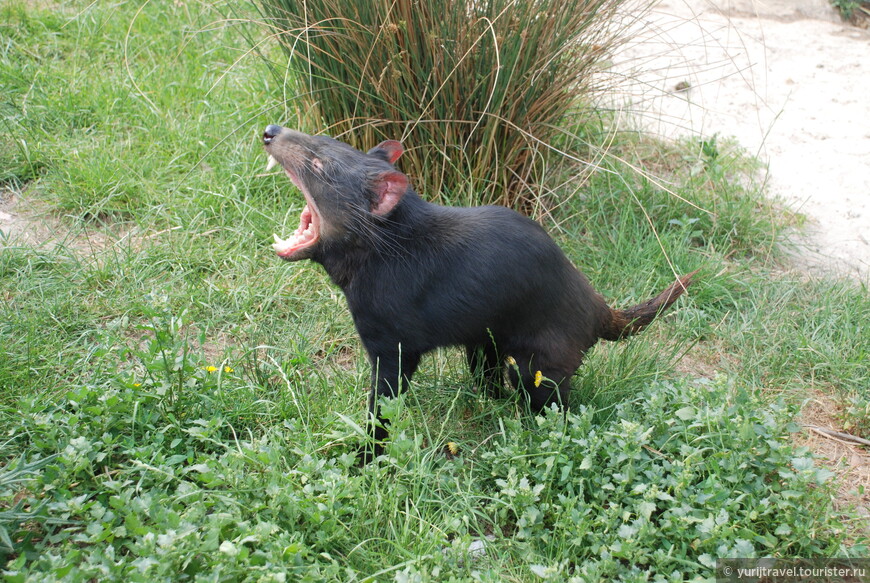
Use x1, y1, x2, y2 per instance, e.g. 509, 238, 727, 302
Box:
599, 270, 699, 341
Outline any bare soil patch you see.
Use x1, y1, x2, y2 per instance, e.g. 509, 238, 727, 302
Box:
1, 187, 135, 254
0, 186, 57, 247
797, 390, 870, 532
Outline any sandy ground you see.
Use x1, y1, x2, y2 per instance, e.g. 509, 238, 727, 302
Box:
615, 0, 870, 278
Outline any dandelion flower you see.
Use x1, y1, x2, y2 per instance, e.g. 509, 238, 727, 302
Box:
506, 356, 517, 366
534, 370, 543, 387
205, 365, 218, 373
224, 366, 234, 373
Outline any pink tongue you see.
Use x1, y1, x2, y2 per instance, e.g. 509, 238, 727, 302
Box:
296, 206, 312, 234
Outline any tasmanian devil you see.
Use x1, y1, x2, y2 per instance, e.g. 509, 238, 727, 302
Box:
263, 124, 696, 459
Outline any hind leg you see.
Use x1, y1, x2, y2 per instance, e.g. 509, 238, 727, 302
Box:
526, 373, 571, 412
506, 354, 574, 412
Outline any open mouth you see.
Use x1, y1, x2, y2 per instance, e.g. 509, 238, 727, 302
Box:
270, 158, 321, 260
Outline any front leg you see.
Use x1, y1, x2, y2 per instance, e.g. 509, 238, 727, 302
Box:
466, 343, 504, 399
361, 348, 421, 462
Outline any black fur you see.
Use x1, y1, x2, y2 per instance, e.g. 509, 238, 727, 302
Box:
263, 125, 694, 460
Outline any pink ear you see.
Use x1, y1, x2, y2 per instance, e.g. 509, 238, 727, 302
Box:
368, 140, 404, 165
372, 171, 408, 216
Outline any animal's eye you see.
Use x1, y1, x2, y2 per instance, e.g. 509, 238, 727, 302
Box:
311, 158, 324, 172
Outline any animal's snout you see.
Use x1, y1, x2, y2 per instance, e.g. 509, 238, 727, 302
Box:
263, 124, 283, 144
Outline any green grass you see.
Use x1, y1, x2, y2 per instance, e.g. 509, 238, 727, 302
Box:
1, 1, 869, 581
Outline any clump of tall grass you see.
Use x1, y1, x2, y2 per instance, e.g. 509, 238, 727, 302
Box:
256, 0, 633, 212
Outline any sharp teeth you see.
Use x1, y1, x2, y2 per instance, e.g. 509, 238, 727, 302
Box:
266, 155, 278, 171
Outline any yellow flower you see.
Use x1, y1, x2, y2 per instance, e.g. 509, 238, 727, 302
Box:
133, 383, 141, 387
506, 356, 517, 366
205, 365, 218, 373
446, 442, 460, 455
223, 366, 234, 373
534, 370, 543, 387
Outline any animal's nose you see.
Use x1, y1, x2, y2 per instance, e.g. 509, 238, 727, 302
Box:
263, 124, 283, 144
